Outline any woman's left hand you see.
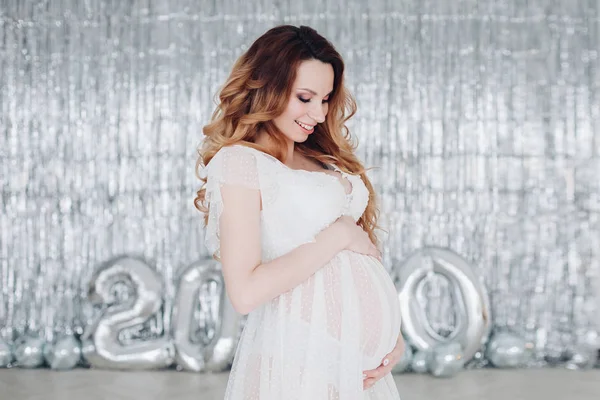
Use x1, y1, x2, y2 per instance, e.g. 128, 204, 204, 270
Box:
362, 334, 405, 390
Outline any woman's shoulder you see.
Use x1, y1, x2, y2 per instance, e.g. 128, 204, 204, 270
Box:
208, 144, 257, 167
203, 144, 263, 189
212, 143, 266, 159
206, 143, 281, 185
212, 143, 282, 169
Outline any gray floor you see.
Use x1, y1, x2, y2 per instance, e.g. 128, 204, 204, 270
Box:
1, 368, 599, 400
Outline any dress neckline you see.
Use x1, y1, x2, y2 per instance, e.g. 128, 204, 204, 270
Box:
232, 144, 354, 196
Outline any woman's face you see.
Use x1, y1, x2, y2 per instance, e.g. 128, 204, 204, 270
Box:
272, 59, 334, 143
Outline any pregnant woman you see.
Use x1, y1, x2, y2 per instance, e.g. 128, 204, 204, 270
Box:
195, 25, 405, 399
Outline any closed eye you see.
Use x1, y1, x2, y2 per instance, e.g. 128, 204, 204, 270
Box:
298, 97, 330, 104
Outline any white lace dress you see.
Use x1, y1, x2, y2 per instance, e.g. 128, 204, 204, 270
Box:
204, 144, 402, 399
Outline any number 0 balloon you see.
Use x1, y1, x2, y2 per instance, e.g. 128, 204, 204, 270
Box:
396, 247, 491, 362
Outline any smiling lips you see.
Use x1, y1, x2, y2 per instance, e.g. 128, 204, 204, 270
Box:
295, 120, 315, 133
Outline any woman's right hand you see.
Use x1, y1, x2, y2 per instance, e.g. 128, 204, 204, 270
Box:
333, 216, 382, 261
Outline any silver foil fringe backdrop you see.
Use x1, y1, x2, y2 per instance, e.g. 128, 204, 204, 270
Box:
0, 0, 599, 366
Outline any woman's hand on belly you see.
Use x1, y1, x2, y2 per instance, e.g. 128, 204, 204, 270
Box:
362, 334, 406, 390
333, 216, 382, 261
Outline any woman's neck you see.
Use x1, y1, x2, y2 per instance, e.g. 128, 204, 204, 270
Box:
254, 132, 296, 166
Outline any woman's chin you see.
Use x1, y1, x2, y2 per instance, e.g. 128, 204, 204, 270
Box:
293, 134, 310, 143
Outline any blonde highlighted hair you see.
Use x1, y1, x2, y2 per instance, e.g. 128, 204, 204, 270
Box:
194, 25, 382, 247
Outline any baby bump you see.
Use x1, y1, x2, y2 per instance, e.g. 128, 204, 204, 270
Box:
280, 251, 402, 370
344, 251, 402, 368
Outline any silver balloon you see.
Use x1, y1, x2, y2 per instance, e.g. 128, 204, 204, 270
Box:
43, 335, 81, 370
565, 344, 598, 370
14, 336, 45, 368
171, 259, 243, 372
397, 247, 491, 362
391, 342, 413, 374
82, 256, 175, 369
485, 332, 532, 368
0, 338, 13, 367
410, 350, 429, 374
429, 342, 464, 378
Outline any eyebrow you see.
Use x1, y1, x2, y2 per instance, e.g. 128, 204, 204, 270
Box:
297, 88, 333, 97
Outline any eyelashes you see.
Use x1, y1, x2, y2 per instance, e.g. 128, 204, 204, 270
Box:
298, 97, 329, 104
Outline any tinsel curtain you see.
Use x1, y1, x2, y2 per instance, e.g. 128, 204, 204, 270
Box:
0, 0, 598, 363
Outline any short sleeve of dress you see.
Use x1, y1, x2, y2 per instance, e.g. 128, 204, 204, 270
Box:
203, 145, 260, 258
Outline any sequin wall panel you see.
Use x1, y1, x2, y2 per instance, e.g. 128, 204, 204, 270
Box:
0, 0, 598, 364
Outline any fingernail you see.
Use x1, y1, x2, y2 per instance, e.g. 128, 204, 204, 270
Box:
362, 373, 367, 379
383, 358, 389, 366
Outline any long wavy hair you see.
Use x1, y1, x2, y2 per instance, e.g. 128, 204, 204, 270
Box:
194, 25, 382, 247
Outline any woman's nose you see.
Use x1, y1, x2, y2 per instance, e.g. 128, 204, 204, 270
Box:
309, 104, 326, 123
